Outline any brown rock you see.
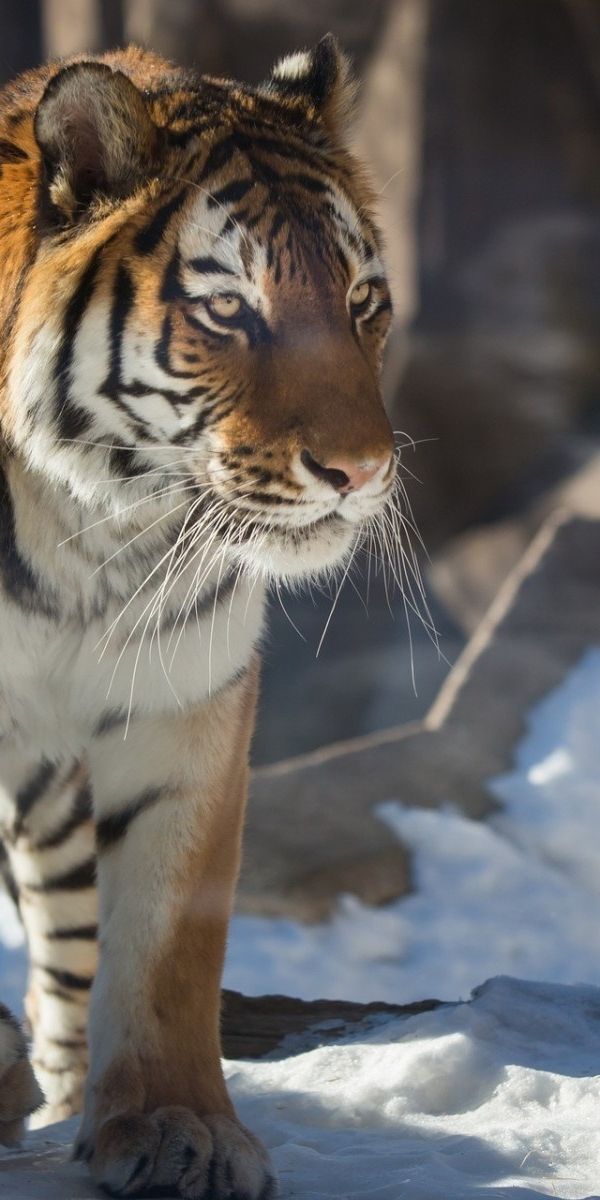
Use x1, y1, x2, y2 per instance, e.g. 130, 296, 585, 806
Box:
220, 989, 441, 1059
241, 515, 600, 919
429, 452, 600, 635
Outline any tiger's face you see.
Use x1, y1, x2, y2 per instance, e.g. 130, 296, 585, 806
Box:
8, 38, 395, 582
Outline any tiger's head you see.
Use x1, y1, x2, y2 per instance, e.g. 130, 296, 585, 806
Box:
5, 38, 395, 582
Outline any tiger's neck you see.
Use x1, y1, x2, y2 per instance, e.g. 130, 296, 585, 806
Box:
0, 450, 266, 753
0, 450, 254, 626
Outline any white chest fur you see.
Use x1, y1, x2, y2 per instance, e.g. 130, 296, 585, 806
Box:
0, 462, 265, 759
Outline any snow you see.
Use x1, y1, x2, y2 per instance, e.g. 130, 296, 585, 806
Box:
225, 647, 600, 1003
2, 649, 600, 1197
2, 976, 600, 1198
0, 891, 26, 1016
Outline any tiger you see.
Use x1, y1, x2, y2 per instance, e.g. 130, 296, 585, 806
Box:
0, 34, 396, 1199
0, 1002, 43, 1145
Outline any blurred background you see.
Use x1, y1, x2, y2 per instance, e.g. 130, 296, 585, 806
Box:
3, 0, 599, 765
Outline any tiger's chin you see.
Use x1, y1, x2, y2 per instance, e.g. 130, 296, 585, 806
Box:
231, 513, 358, 583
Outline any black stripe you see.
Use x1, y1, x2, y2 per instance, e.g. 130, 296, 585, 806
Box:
94, 708, 128, 736
108, 445, 144, 479
247, 132, 326, 172
53, 250, 103, 442
98, 268, 159, 438
0, 465, 59, 619
183, 311, 234, 343
160, 248, 185, 304
55, 401, 91, 441
245, 491, 295, 505
286, 172, 330, 194
122, 379, 209, 409
33, 783, 92, 851
205, 401, 236, 426
47, 924, 98, 941
198, 136, 238, 182
189, 256, 236, 276
101, 263, 134, 401
29, 857, 96, 892
156, 312, 174, 374
135, 189, 187, 254
155, 313, 202, 379
0, 140, 27, 164
47, 1036, 87, 1049
208, 178, 254, 208
266, 213, 285, 267
221, 213, 239, 237
33, 962, 93, 991
238, 210, 263, 235
96, 787, 163, 851
13, 760, 56, 838
160, 570, 236, 632
0, 844, 18, 909
170, 411, 209, 443
0, 1001, 21, 1035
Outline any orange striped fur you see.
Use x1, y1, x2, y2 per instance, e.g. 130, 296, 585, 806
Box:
0, 37, 395, 1198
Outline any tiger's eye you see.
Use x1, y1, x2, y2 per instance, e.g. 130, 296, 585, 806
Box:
208, 293, 242, 319
350, 280, 372, 309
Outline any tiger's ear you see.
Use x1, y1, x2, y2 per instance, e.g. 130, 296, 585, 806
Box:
265, 34, 357, 138
35, 62, 161, 221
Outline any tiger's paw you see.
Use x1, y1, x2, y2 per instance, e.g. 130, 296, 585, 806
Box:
0, 1003, 44, 1145
77, 1107, 278, 1199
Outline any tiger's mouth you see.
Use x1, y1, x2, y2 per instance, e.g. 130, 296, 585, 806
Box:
180, 455, 395, 581
216, 488, 393, 582
229, 512, 356, 581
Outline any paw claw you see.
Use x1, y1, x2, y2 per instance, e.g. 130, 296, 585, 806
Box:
84, 1106, 276, 1199
93, 1113, 160, 1196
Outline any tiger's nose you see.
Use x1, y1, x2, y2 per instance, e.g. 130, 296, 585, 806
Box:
301, 449, 391, 495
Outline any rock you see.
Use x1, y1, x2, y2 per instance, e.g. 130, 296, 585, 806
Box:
220, 988, 440, 1059
428, 450, 600, 634
428, 518, 537, 635
240, 515, 600, 919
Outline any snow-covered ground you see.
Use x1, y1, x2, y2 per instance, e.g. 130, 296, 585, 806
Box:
2, 650, 600, 1198
2, 976, 599, 1198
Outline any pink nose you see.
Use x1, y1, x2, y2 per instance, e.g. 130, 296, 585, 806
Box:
301, 450, 391, 494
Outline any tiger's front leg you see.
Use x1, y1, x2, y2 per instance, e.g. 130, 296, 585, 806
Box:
77, 662, 276, 1200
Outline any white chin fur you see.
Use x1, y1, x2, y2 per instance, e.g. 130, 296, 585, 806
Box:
232, 517, 357, 583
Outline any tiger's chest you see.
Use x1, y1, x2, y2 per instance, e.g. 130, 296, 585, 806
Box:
0, 588, 264, 757
0, 474, 265, 758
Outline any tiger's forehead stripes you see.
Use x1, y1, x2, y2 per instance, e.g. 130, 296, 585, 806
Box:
170, 134, 378, 299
